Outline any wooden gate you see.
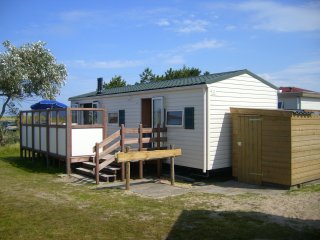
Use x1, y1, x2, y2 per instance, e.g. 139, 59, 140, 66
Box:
237, 115, 262, 185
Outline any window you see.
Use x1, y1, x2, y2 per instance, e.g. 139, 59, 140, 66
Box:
71, 103, 78, 124
50, 111, 57, 125
166, 110, 183, 126
184, 107, 194, 129
108, 112, 118, 124
119, 110, 125, 126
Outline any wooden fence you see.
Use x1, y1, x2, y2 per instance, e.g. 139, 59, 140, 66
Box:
93, 124, 167, 184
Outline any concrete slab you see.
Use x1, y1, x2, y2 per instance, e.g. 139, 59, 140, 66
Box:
97, 179, 191, 198
64, 174, 288, 198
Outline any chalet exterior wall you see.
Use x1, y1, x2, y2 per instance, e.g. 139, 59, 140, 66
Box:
207, 73, 278, 170
70, 70, 278, 172
73, 86, 206, 170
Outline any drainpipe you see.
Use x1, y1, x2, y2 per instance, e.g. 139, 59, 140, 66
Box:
202, 86, 208, 173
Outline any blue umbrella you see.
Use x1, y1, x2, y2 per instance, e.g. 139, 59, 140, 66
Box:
30, 100, 67, 110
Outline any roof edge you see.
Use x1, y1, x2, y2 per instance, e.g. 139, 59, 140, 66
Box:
206, 69, 278, 90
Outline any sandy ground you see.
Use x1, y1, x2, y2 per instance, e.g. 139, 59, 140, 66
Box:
57, 174, 320, 229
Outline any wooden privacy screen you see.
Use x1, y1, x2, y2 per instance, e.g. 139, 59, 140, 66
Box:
231, 108, 320, 187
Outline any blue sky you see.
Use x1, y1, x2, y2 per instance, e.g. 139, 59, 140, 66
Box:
1, 0, 320, 108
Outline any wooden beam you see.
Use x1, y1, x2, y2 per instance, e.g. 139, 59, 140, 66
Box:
170, 145, 175, 186
115, 149, 182, 163
138, 124, 143, 179
95, 142, 100, 185
126, 161, 130, 190
120, 124, 125, 181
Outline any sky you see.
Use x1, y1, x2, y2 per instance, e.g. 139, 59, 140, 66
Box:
1, 0, 320, 109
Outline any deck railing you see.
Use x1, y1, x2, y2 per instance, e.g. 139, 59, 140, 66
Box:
93, 124, 167, 183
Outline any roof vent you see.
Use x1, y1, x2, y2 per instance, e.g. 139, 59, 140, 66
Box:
97, 77, 103, 94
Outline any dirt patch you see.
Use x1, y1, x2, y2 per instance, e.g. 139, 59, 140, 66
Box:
180, 191, 320, 229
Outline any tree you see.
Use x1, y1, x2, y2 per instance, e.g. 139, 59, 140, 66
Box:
161, 65, 202, 80
0, 40, 67, 119
136, 65, 203, 84
139, 67, 155, 84
103, 75, 127, 89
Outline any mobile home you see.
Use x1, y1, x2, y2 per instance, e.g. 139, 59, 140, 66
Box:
69, 69, 278, 173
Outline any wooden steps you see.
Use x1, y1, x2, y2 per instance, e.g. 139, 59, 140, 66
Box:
74, 154, 120, 182
75, 167, 117, 182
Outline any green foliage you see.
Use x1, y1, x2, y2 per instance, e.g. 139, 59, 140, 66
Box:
137, 65, 206, 84
139, 67, 156, 84
0, 124, 19, 146
160, 65, 202, 80
103, 75, 127, 89
0, 40, 67, 119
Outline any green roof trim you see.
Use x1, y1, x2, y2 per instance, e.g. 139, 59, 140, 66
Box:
69, 69, 278, 100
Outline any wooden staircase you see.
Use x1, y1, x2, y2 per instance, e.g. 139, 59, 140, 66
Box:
73, 124, 168, 184
75, 154, 121, 182
74, 130, 122, 183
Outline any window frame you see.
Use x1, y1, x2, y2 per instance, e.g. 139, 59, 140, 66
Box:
166, 109, 183, 127
108, 111, 119, 125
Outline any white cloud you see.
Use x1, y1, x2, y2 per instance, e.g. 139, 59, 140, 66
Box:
184, 39, 225, 52
237, 1, 320, 32
156, 19, 170, 26
71, 59, 144, 69
261, 61, 320, 92
176, 19, 209, 33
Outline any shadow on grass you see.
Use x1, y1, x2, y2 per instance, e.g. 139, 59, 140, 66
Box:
1, 156, 63, 174
166, 210, 320, 240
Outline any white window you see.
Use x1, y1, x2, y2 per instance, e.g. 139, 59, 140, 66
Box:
108, 112, 118, 124
71, 103, 79, 124
166, 110, 183, 126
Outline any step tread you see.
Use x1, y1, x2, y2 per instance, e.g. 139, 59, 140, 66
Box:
76, 167, 94, 175
76, 168, 117, 181
105, 166, 120, 171
82, 161, 96, 167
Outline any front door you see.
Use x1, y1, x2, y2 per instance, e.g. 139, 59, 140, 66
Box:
152, 97, 164, 128
238, 115, 262, 185
141, 99, 152, 128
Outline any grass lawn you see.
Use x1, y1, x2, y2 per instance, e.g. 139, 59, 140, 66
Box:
0, 144, 319, 240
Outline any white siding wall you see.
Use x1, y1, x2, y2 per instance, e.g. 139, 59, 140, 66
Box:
21, 126, 27, 147
34, 127, 40, 150
72, 128, 103, 156
49, 128, 57, 154
301, 97, 320, 110
207, 73, 278, 170
74, 86, 205, 169
58, 128, 66, 156
27, 126, 32, 148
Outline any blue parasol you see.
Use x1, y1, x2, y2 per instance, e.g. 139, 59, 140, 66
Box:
30, 100, 67, 110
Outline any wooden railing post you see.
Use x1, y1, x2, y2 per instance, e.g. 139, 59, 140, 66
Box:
156, 123, 161, 178
120, 124, 125, 181
125, 146, 130, 190
46, 109, 50, 167
66, 108, 72, 175
95, 142, 100, 184
170, 145, 175, 186
138, 123, 143, 179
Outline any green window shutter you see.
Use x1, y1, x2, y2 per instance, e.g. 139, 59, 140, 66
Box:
119, 110, 125, 126
184, 107, 194, 129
